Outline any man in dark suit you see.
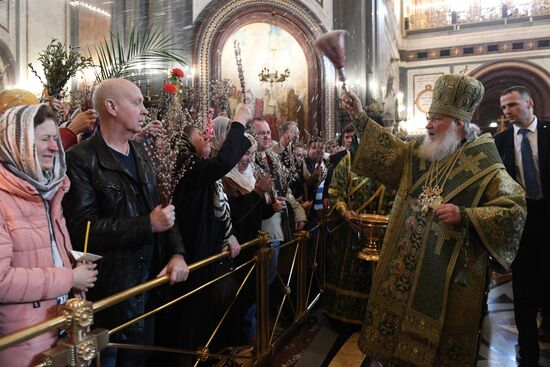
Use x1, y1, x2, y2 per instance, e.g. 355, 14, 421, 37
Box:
494, 85, 550, 367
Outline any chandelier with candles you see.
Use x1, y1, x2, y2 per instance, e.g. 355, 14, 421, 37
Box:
258, 66, 290, 84
258, 24, 290, 85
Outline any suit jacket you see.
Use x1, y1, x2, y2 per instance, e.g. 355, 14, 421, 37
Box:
494, 118, 550, 213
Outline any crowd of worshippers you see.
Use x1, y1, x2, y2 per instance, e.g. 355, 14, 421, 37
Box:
0, 74, 546, 367
0, 78, 365, 367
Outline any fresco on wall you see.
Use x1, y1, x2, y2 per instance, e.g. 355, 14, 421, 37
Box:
220, 23, 308, 139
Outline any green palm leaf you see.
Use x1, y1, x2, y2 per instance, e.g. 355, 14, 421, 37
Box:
89, 26, 187, 83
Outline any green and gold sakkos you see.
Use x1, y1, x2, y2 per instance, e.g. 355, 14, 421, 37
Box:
351, 114, 526, 367
323, 151, 394, 324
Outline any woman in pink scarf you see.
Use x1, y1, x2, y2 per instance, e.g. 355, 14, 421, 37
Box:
0, 104, 97, 367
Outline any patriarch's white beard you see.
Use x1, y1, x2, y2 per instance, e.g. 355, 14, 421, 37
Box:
418, 123, 461, 161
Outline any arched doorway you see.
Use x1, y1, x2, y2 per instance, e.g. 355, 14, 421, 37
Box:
218, 23, 309, 141
194, 0, 335, 139
470, 60, 550, 133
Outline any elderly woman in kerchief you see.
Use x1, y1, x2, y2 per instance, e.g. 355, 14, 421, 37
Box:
0, 104, 98, 367
223, 137, 281, 243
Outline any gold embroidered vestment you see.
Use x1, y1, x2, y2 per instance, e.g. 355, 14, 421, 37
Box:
352, 112, 526, 367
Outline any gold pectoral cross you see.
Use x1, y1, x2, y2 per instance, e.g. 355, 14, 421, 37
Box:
418, 185, 443, 214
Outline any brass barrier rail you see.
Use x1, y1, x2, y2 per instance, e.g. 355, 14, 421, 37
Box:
0, 222, 327, 367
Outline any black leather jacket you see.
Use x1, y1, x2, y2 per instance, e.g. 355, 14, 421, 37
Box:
62, 131, 185, 342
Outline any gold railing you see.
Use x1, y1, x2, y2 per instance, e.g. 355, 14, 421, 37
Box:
0, 222, 327, 367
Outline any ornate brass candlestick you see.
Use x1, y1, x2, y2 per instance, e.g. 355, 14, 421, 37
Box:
353, 214, 389, 262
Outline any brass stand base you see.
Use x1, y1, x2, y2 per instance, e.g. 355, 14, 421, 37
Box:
357, 249, 380, 262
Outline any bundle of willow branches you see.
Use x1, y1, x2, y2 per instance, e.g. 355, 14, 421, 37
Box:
28, 39, 93, 98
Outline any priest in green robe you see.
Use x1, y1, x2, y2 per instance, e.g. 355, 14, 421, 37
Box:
324, 150, 394, 327
341, 73, 526, 367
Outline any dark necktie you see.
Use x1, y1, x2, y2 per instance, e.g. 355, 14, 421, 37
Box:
519, 128, 540, 198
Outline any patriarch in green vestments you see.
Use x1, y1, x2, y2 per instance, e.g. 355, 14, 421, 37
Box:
342, 73, 526, 367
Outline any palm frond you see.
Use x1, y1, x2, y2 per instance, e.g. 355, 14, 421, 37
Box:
89, 26, 188, 83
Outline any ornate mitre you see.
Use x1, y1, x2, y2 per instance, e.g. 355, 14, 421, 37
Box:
428, 73, 485, 123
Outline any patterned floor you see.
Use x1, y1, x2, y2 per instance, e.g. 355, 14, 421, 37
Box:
326, 276, 550, 367
477, 278, 550, 367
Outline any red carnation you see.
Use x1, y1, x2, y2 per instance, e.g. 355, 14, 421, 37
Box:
163, 83, 177, 94
171, 68, 184, 78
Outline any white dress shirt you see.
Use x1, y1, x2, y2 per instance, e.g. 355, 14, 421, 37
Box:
513, 116, 543, 199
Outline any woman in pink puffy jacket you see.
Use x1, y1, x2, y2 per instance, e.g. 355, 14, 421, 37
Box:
0, 104, 98, 367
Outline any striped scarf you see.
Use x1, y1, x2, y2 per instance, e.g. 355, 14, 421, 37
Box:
0, 103, 66, 199
214, 179, 233, 247
181, 131, 233, 248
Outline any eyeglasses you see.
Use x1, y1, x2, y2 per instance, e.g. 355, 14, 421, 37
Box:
256, 131, 271, 136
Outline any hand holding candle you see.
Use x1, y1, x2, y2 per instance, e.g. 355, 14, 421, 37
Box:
71, 220, 102, 263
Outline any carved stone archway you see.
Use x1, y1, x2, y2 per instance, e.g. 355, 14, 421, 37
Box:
470, 60, 550, 132
194, 0, 335, 138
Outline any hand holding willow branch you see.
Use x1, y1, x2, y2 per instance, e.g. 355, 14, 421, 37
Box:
233, 103, 252, 127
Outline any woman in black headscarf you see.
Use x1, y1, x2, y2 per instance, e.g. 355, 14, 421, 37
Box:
169, 104, 251, 363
